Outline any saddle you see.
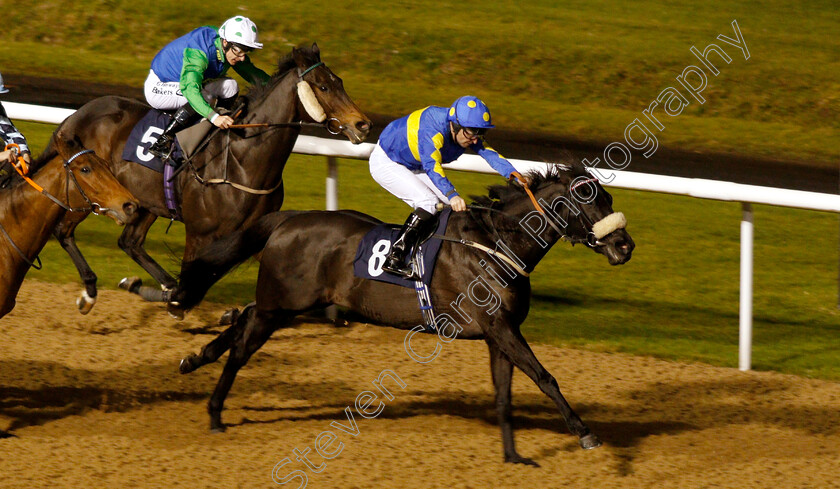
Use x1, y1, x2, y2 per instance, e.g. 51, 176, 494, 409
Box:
121, 106, 229, 221
353, 209, 453, 333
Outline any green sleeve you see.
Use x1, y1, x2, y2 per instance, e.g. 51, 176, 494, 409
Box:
180, 47, 215, 119
232, 56, 271, 86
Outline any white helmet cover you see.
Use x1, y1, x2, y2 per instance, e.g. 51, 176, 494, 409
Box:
219, 16, 263, 49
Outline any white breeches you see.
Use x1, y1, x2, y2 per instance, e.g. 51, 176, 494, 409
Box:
369, 143, 451, 214
143, 70, 239, 111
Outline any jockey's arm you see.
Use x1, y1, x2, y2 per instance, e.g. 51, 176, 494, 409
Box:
418, 130, 461, 206
179, 48, 216, 121
232, 57, 271, 86
473, 141, 516, 180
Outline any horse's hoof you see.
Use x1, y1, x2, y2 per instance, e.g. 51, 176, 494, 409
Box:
219, 308, 240, 325
76, 291, 96, 315
505, 454, 540, 466
167, 302, 185, 320
210, 423, 227, 433
0, 430, 15, 439
579, 433, 602, 450
179, 354, 199, 374
119, 276, 142, 293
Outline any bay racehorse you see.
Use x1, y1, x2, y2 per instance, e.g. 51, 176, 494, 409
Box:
171, 162, 634, 465
0, 133, 137, 319
51, 43, 370, 315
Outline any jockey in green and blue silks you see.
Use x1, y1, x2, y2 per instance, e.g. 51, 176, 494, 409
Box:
370, 95, 529, 279
144, 16, 271, 158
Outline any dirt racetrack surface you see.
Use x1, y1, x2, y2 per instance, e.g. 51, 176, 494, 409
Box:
1, 280, 839, 489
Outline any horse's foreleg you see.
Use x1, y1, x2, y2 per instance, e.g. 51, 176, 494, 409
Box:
488, 341, 539, 466
486, 323, 601, 451
207, 305, 284, 432
53, 216, 97, 314
179, 303, 254, 374
117, 209, 177, 289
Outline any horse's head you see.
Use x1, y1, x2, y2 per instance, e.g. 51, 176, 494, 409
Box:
52, 132, 138, 225
533, 162, 634, 264
291, 43, 371, 144
498, 162, 633, 266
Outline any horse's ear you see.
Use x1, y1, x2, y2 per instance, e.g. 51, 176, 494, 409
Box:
53, 130, 71, 154
311, 42, 321, 59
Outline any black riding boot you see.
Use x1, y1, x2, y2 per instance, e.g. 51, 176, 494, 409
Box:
382, 208, 434, 279
149, 104, 198, 159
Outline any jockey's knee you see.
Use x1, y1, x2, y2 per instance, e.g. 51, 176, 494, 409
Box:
413, 200, 439, 215
204, 77, 240, 101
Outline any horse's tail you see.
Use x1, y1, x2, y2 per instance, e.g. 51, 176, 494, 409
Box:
174, 212, 294, 310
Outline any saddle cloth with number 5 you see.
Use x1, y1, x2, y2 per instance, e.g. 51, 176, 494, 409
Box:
353, 208, 452, 288
122, 109, 186, 172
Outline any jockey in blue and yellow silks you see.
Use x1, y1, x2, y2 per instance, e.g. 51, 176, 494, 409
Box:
370, 95, 530, 279
144, 16, 271, 159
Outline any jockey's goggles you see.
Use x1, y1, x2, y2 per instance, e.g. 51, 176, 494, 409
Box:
229, 43, 253, 57
462, 126, 488, 140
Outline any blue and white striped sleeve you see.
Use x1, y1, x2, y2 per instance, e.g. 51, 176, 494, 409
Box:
0, 103, 30, 154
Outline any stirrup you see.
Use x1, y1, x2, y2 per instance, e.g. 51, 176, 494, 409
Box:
149, 136, 174, 159
382, 259, 419, 280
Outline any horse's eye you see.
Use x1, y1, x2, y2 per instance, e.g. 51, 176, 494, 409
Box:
80, 166, 91, 174
319, 85, 328, 92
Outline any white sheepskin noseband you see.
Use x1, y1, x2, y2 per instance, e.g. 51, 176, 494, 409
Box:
296, 81, 327, 122
591, 212, 627, 239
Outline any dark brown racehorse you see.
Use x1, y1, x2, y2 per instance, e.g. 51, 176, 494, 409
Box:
0, 133, 137, 319
51, 43, 371, 315
171, 163, 634, 465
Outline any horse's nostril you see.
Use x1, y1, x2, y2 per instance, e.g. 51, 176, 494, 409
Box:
124, 202, 137, 215
357, 120, 371, 132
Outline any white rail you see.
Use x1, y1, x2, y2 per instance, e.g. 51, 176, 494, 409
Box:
8, 101, 840, 370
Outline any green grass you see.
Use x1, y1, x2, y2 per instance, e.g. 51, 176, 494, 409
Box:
6, 1, 839, 164
15, 121, 840, 380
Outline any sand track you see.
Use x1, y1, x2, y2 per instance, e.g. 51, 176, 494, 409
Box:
1, 280, 839, 488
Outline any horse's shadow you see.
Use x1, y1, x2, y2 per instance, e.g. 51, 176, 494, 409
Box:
0, 385, 205, 432
226, 374, 834, 473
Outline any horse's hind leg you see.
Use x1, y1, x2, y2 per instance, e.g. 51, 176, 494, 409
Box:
178, 303, 255, 374
488, 341, 539, 466
53, 214, 97, 314
207, 305, 289, 432
117, 209, 177, 290
486, 322, 601, 451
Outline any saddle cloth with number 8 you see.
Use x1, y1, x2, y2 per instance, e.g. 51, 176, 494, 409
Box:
352, 208, 452, 288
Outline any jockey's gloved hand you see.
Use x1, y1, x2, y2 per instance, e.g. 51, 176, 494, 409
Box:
510, 171, 531, 188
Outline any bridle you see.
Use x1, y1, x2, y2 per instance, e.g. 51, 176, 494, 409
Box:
226, 61, 343, 135
7, 145, 105, 214
0, 146, 108, 269
431, 175, 622, 276
475, 176, 613, 248
174, 60, 346, 189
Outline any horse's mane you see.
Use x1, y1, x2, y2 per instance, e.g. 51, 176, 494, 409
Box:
471, 164, 575, 209
242, 44, 321, 107
28, 145, 57, 176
